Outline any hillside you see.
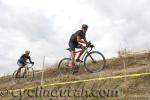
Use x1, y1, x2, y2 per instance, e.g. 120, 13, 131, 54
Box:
0, 50, 150, 100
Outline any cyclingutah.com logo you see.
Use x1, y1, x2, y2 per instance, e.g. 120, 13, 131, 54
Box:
0, 86, 120, 99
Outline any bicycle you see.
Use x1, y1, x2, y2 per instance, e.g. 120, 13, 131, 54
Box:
12, 62, 34, 82
58, 42, 106, 75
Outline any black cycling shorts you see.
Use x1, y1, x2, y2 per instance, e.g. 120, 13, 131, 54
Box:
69, 41, 81, 51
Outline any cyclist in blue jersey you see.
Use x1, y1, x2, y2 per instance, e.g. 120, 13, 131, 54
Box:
16, 50, 34, 77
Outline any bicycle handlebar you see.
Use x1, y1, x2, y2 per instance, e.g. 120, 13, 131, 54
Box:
85, 41, 95, 53
86, 41, 95, 48
26, 62, 34, 67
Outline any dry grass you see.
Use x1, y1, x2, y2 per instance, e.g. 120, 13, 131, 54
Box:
0, 49, 150, 100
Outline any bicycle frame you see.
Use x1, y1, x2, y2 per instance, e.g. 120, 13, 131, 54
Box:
69, 46, 93, 64
22, 63, 34, 76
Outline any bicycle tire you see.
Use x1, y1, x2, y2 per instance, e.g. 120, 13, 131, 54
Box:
84, 51, 106, 73
58, 58, 72, 75
12, 70, 20, 82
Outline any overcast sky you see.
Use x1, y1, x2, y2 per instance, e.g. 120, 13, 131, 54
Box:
0, 0, 150, 75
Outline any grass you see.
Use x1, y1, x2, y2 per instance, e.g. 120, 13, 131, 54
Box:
0, 50, 150, 100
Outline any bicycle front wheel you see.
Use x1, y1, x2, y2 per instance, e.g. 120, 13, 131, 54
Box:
58, 58, 71, 76
84, 51, 106, 73
26, 67, 34, 82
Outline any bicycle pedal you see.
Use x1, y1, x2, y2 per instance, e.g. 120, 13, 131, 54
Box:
76, 59, 83, 63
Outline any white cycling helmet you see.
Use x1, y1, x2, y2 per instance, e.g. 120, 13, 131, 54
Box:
25, 50, 30, 54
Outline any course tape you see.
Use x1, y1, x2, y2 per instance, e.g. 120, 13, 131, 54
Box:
9, 72, 150, 92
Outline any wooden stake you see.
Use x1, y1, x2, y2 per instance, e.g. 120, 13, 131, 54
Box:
41, 56, 45, 86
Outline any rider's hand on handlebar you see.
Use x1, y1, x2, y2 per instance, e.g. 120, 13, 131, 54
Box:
31, 62, 34, 65
86, 41, 91, 46
86, 41, 94, 48
90, 44, 94, 48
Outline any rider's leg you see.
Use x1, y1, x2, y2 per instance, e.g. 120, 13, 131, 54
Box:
69, 41, 76, 69
69, 51, 75, 69
76, 45, 86, 61
16, 61, 25, 78
23, 66, 28, 78
16, 65, 24, 78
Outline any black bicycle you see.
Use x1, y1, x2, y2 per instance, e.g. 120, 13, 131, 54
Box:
58, 42, 106, 75
13, 62, 34, 82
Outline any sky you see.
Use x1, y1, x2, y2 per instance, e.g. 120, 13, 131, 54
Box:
0, 0, 150, 75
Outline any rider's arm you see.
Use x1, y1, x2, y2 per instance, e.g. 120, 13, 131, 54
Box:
77, 35, 86, 44
28, 56, 33, 64
83, 37, 88, 44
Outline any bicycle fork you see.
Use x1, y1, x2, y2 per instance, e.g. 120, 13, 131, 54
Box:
86, 51, 96, 63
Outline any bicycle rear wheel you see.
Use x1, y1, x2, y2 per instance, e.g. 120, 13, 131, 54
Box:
84, 51, 106, 73
26, 67, 34, 82
58, 58, 72, 76
12, 70, 21, 83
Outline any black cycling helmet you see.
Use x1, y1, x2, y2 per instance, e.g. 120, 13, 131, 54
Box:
82, 24, 88, 30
